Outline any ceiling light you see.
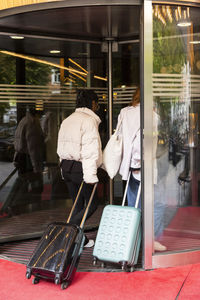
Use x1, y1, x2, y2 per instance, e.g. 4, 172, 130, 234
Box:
94, 75, 107, 81
10, 35, 24, 39
68, 58, 88, 74
0, 50, 87, 76
177, 21, 191, 27
50, 50, 60, 54
190, 41, 200, 44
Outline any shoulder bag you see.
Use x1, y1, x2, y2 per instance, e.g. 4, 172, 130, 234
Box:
102, 118, 123, 179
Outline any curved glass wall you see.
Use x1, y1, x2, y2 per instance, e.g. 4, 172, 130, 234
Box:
153, 4, 200, 253
0, 3, 141, 244
2, 0, 200, 269
112, 41, 140, 204
0, 42, 109, 240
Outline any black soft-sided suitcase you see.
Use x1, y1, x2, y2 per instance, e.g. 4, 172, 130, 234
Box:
26, 182, 97, 290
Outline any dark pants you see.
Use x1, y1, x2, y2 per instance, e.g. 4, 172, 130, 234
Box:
13, 152, 43, 205
61, 160, 98, 244
127, 173, 141, 209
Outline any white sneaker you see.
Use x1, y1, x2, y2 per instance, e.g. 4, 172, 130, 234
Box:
154, 241, 167, 252
84, 239, 95, 248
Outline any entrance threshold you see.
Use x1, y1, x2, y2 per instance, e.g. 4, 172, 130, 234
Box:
0, 207, 142, 272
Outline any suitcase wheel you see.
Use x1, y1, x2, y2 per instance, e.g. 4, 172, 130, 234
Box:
26, 270, 31, 279
61, 281, 70, 290
55, 277, 60, 285
32, 277, 40, 284
93, 257, 97, 266
121, 261, 128, 272
130, 266, 135, 273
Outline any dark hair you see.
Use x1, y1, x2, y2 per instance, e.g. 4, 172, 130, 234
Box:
76, 89, 98, 109
27, 106, 43, 116
27, 106, 36, 116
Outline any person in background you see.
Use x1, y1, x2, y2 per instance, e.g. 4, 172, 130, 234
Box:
57, 89, 102, 248
13, 106, 45, 204
117, 87, 167, 252
41, 110, 58, 164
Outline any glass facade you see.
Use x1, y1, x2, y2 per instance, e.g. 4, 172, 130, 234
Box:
153, 4, 200, 253
1, 0, 200, 270
0, 29, 140, 242
0, 45, 108, 217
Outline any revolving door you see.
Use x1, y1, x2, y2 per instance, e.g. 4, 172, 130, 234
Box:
1, 0, 200, 271
0, 1, 143, 270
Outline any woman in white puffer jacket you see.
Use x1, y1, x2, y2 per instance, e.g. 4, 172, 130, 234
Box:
57, 89, 102, 247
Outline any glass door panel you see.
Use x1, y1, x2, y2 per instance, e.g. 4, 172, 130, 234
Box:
0, 38, 108, 240
0, 3, 142, 243
112, 41, 140, 203
153, 4, 200, 253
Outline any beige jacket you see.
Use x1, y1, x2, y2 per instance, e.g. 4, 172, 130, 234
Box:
57, 108, 102, 183
117, 104, 158, 183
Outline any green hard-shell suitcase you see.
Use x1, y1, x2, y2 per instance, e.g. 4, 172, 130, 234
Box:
93, 172, 141, 272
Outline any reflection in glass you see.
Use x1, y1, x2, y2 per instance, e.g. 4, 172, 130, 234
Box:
153, 5, 200, 252
0, 35, 143, 251
0, 45, 109, 224
13, 107, 44, 205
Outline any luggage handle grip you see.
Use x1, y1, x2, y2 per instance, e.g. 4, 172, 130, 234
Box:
122, 171, 141, 208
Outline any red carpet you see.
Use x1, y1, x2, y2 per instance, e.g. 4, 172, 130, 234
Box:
160, 207, 200, 252
165, 207, 200, 239
1, 259, 200, 300
178, 264, 200, 300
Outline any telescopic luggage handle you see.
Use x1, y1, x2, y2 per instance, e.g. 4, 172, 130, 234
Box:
67, 181, 84, 224
80, 183, 97, 229
67, 181, 97, 229
122, 171, 141, 208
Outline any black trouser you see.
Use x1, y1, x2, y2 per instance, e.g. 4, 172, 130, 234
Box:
61, 160, 98, 244
13, 152, 43, 205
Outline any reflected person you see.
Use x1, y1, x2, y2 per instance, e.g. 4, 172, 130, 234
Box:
13, 107, 45, 204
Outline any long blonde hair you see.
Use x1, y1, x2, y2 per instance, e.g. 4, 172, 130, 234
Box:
130, 87, 140, 107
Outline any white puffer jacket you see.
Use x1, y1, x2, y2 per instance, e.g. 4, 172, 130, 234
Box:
57, 107, 102, 183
